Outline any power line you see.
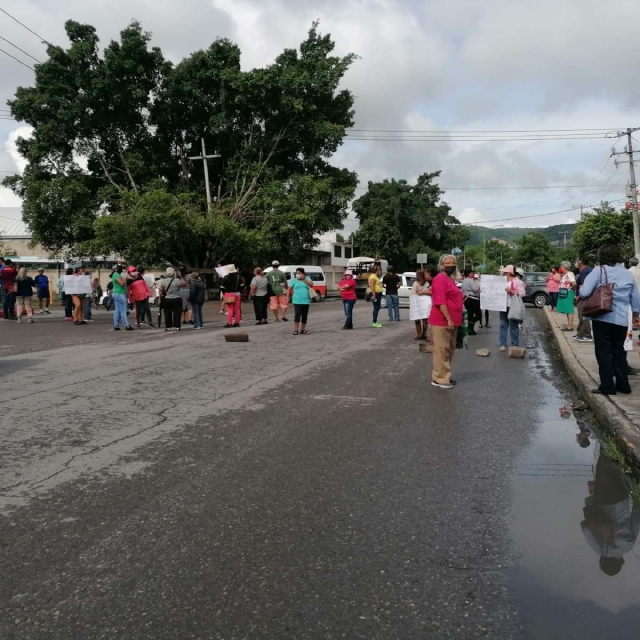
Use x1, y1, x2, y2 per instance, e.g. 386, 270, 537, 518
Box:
0, 7, 52, 47
0, 46, 33, 71
0, 34, 40, 63
348, 128, 620, 133
354, 184, 617, 192
345, 135, 610, 143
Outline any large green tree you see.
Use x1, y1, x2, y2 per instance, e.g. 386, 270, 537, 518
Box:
515, 232, 559, 270
571, 203, 634, 263
4, 20, 357, 268
352, 173, 467, 271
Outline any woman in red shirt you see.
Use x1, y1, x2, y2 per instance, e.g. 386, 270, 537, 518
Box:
338, 270, 357, 329
429, 255, 464, 389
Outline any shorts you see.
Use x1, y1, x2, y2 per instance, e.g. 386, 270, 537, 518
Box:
270, 294, 288, 311
37, 290, 49, 300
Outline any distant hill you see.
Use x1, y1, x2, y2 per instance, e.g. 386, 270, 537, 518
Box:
465, 223, 576, 246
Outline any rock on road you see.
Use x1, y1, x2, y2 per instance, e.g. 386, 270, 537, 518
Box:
1, 302, 546, 638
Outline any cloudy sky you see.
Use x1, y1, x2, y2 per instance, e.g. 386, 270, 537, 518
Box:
0, 0, 638, 232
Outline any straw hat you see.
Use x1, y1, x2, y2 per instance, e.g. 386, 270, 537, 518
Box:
225, 264, 238, 274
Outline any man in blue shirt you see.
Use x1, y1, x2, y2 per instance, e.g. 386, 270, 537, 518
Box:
574, 257, 594, 342
34, 268, 51, 314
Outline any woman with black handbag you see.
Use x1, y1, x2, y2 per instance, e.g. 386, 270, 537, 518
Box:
580, 244, 640, 395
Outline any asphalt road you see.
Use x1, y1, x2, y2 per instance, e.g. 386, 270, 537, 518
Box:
0, 302, 623, 638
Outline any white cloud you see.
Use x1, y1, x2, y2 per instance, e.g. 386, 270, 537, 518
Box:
457, 207, 485, 225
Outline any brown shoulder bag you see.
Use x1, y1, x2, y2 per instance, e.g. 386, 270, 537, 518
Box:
582, 266, 614, 318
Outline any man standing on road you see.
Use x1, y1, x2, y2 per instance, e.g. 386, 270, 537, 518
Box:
429, 255, 464, 389
382, 266, 402, 322
267, 261, 289, 322
34, 268, 51, 315
574, 257, 593, 343
1, 259, 18, 320
461, 268, 481, 335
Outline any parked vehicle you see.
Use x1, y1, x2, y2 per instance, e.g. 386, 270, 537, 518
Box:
381, 272, 416, 309
263, 265, 326, 302
346, 257, 389, 299
522, 272, 550, 308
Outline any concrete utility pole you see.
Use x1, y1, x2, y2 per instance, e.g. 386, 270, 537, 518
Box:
559, 230, 570, 248
188, 138, 221, 210
612, 127, 640, 258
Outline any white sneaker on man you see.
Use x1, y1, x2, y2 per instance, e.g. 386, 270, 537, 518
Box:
431, 381, 454, 389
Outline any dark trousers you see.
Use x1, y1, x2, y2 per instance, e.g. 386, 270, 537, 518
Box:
343, 299, 356, 328
64, 294, 73, 318
464, 298, 481, 329
294, 303, 309, 324
576, 299, 592, 338
3, 291, 15, 318
135, 299, 152, 324
163, 297, 182, 329
550, 292, 558, 309
253, 295, 269, 322
192, 304, 203, 328
593, 320, 630, 394
372, 296, 382, 323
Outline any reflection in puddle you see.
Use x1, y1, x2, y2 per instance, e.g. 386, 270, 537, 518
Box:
509, 332, 640, 639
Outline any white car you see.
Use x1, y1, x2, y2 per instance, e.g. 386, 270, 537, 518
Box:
381, 272, 416, 309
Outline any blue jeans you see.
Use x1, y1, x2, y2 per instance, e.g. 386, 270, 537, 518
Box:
386, 294, 400, 321
499, 311, 520, 347
83, 296, 92, 320
113, 293, 130, 328
3, 291, 15, 318
372, 295, 382, 323
342, 299, 356, 328
192, 304, 203, 328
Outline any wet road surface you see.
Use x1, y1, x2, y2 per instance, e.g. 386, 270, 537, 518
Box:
1, 304, 639, 638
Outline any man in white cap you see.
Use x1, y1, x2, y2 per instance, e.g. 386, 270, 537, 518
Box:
267, 260, 289, 322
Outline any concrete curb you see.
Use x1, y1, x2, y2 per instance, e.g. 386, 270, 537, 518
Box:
543, 308, 640, 466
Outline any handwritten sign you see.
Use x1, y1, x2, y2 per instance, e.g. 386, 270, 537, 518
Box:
63, 275, 92, 296
480, 275, 507, 312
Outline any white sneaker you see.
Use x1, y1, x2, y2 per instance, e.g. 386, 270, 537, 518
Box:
39, 310, 45, 314
16, 318, 21, 324
431, 381, 454, 389
500, 346, 506, 352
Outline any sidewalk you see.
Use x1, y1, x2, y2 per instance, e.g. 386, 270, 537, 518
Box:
545, 308, 640, 465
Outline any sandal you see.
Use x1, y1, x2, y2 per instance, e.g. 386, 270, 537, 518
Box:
301, 330, 309, 335
293, 331, 299, 336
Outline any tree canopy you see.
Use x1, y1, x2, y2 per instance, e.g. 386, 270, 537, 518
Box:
571, 203, 634, 263
352, 173, 467, 272
4, 20, 358, 268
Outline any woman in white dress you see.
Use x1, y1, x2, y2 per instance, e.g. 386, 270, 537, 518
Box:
410, 268, 436, 341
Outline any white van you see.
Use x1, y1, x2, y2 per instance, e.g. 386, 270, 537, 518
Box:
263, 265, 326, 302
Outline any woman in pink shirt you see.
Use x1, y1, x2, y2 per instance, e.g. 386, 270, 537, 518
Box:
429, 255, 464, 389
546, 268, 560, 310
338, 270, 357, 329
499, 265, 526, 351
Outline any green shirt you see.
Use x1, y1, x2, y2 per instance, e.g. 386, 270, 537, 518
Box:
112, 272, 127, 295
267, 269, 287, 296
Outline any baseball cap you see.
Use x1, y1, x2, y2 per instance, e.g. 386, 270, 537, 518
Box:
272, 260, 280, 267
128, 266, 137, 273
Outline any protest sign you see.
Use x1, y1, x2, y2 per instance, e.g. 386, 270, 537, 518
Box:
63, 275, 92, 296
480, 275, 508, 312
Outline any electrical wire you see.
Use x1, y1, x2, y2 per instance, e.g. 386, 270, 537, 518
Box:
347, 128, 621, 133
345, 136, 610, 143
0, 46, 33, 71
0, 34, 40, 63
0, 7, 52, 47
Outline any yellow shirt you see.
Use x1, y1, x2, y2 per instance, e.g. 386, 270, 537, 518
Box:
369, 274, 383, 293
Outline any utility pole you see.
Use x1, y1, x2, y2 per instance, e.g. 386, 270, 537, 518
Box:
188, 138, 221, 211
612, 127, 640, 258
559, 230, 570, 248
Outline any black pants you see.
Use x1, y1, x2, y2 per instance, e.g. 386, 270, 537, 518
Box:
593, 320, 630, 394
64, 294, 73, 318
464, 298, 481, 329
135, 299, 152, 324
294, 303, 309, 324
163, 297, 182, 329
482, 309, 490, 326
253, 296, 269, 321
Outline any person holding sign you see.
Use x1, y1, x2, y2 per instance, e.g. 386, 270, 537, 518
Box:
70, 266, 90, 326
429, 255, 464, 389
497, 266, 526, 351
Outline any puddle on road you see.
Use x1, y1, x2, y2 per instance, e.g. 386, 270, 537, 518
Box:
508, 323, 640, 638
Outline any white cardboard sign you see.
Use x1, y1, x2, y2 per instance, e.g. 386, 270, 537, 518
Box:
63, 275, 92, 295
480, 275, 508, 312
